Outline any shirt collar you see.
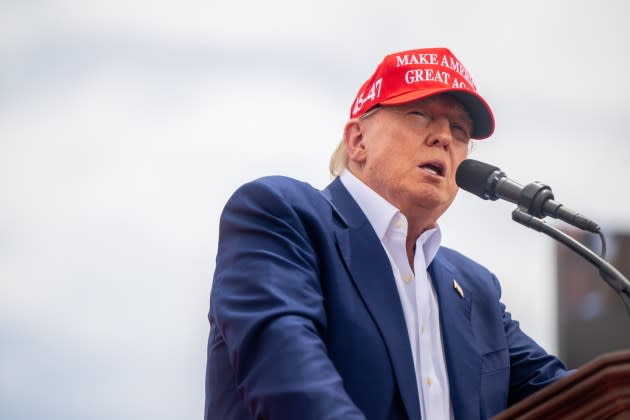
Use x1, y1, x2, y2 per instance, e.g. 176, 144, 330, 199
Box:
418, 225, 441, 269
340, 169, 398, 241
339, 169, 442, 268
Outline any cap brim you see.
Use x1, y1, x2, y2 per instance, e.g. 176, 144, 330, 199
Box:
380, 88, 495, 139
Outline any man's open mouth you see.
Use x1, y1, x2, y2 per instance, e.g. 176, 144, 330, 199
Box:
419, 162, 445, 177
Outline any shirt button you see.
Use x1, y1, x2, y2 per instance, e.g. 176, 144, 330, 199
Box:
421, 325, 425, 334
395, 219, 402, 229
403, 274, 412, 283
427, 377, 433, 386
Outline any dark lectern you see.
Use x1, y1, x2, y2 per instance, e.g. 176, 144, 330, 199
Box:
493, 350, 630, 419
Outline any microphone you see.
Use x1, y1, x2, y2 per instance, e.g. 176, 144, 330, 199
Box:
455, 159, 600, 233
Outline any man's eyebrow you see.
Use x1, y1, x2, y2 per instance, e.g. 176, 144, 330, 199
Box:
451, 109, 473, 125
394, 101, 473, 125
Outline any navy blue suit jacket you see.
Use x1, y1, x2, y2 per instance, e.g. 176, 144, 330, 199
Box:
205, 176, 568, 419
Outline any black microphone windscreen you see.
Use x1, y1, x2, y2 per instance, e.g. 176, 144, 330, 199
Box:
455, 159, 500, 199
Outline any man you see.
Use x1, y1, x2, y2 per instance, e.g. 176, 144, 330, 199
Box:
205, 48, 569, 420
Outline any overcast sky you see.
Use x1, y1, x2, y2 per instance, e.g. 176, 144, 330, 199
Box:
1, 1, 629, 419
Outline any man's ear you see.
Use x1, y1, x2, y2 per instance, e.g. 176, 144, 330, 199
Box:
343, 119, 367, 165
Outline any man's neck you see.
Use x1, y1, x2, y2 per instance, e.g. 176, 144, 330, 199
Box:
348, 167, 440, 236
343, 167, 440, 267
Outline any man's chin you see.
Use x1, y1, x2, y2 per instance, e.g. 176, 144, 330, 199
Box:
411, 186, 450, 209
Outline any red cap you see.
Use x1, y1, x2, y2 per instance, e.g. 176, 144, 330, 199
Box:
350, 48, 495, 139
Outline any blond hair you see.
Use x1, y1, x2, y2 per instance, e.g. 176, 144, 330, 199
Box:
329, 139, 349, 178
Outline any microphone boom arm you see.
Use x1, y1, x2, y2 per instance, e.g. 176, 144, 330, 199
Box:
512, 207, 630, 317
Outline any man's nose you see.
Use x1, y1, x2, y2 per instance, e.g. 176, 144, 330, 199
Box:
426, 117, 453, 149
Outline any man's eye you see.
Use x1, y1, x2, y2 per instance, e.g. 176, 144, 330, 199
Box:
451, 123, 469, 136
408, 111, 430, 119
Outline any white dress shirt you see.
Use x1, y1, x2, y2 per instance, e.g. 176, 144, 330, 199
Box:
340, 169, 453, 420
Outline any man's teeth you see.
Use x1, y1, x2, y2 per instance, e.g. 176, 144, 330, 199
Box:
421, 164, 442, 176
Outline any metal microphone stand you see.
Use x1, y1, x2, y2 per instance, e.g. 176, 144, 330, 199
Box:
512, 207, 630, 317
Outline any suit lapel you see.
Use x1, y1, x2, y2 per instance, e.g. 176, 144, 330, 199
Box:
429, 254, 481, 420
323, 179, 422, 420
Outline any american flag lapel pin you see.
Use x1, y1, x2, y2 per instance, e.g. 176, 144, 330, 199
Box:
453, 279, 464, 298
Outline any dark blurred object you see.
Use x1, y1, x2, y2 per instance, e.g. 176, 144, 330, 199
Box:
556, 229, 630, 369
494, 350, 630, 419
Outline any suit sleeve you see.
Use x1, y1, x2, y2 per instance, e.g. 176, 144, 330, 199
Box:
490, 275, 571, 405
210, 179, 366, 420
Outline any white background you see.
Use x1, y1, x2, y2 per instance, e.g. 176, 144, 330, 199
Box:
1, 1, 629, 419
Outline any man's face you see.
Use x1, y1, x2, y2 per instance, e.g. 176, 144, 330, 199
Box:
346, 94, 473, 226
